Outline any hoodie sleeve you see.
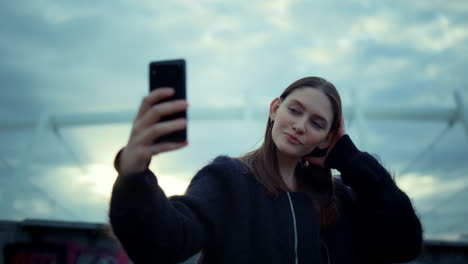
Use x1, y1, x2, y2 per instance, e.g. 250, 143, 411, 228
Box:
109, 154, 233, 264
325, 135, 423, 263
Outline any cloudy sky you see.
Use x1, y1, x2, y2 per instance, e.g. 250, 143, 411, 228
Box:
1, 0, 468, 240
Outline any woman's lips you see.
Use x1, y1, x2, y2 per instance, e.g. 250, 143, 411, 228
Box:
285, 132, 302, 145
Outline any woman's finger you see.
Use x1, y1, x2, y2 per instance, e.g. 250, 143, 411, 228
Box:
137, 99, 188, 130
120, 117, 187, 174
150, 141, 188, 156
135, 88, 175, 120
133, 118, 187, 146
337, 112, 346, 135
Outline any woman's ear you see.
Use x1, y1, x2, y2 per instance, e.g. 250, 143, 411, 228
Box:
269, 98, 281, 122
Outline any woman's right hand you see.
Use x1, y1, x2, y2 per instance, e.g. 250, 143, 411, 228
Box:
118, 87, 188, 175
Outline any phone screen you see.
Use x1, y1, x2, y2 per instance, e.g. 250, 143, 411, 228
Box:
149, 59, 186, 143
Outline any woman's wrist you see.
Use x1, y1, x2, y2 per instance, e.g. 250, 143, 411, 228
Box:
114, 148, 125, 173
324, 135, 359, 171
114, 147, 149, 177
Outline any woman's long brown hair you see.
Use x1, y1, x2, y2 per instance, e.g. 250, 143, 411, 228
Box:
237, 76, 342, 230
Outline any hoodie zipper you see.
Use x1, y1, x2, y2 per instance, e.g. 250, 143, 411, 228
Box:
322, 240, 330, 264
287, 193, 331, 264
286, 192, 299, 264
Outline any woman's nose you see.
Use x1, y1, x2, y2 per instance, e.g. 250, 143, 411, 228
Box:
292, 120, 306, 134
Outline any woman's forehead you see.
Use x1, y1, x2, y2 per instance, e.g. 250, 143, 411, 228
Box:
285, 88, 333, 121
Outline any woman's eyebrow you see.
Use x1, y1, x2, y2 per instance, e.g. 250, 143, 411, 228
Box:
290, 99, 329, 125
290, 99, 305, 109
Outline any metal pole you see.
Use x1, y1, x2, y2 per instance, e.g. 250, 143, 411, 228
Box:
454, 91, 468, 141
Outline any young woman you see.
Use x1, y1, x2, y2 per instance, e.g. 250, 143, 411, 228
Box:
109, 77, 422, 264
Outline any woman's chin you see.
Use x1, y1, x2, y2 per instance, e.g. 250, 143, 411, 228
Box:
277, 147, 306, 160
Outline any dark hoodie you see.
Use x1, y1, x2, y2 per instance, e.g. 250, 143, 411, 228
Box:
109, 135, 422, 263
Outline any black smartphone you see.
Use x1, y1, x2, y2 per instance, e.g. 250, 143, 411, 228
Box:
149, 59, 186, 143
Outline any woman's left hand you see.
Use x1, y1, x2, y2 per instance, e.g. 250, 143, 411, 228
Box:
305, 113, 346, 168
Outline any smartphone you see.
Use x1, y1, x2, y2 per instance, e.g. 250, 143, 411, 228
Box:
149, 59, 186, 143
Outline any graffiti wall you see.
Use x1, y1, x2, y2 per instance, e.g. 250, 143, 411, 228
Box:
4, 242, 129, 264
0, 220, 131, 264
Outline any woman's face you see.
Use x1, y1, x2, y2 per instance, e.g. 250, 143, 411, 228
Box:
269, 87, 334, 159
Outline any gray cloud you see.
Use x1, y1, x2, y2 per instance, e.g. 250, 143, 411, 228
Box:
1, 0, 467, 239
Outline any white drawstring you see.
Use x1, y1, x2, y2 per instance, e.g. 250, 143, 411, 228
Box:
286, 193, 299, 264
321, 240, 330, 264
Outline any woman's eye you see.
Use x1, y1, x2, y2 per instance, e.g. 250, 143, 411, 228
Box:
288, 107, 300, 115
310, 120, 323, 129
